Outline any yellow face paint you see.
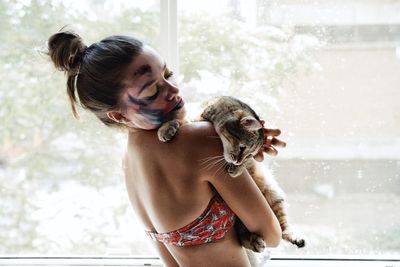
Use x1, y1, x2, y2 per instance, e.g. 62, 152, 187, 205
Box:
136, 68, 173, 100
138, 82, 158, 99
164, 68, 173, 79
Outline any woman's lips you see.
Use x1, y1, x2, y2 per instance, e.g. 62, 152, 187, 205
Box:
170, 98, 184, 112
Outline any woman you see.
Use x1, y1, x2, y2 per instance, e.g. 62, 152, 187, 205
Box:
47, 31, 283, 266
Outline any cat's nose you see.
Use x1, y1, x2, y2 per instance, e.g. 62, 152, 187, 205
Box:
236, 145, 246, 163
235, 156, 243, 165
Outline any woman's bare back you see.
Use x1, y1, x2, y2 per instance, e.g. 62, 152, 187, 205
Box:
124, 121, 251, 266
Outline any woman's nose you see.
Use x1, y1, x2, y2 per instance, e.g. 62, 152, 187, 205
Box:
165, 82, 179, 101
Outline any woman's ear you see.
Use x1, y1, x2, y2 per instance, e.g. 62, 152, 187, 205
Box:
107, 111, 130, 124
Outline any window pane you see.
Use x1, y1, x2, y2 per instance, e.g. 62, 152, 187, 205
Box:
0, 0, 159, 255
179, 0, 400, 255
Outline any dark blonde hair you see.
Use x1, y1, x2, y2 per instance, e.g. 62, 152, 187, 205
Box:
47, 30, 143, 128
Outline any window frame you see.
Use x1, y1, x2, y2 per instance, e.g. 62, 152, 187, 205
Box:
1, 255, 399, 266
160, 0, 179, 77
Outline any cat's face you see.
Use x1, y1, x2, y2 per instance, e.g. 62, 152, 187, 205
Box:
216, 113, 264, 177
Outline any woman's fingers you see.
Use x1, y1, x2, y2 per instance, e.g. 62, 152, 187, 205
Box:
263, 128, 281, 137
253, 145, 278, 161
264, 136, 286, 148
263, 145, 278, 156
253, 124, 286, 160
271, 137, 286, 148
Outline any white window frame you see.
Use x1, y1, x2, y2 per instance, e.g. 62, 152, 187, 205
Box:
160, 0, 179, 77
0, 255, 399, 266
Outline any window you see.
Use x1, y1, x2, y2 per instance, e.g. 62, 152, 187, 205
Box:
1, 0, 399, 261
177, 0, 400, 256
1, 0, 160, 255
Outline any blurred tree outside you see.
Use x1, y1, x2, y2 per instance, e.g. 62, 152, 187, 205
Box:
0, 0, 161, 254
0, 0, 319, 254
179, 11, 320, 115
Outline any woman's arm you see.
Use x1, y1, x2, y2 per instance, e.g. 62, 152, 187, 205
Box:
208, 166, 282, 247
180, 122, 282, 247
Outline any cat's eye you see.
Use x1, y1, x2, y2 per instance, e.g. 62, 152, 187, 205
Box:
239, 144, 246, 153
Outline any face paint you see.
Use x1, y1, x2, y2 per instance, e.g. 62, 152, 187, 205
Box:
128, 90, 160, 106
137, 107, 165, 126
136, 100, 185, 127
120, 46, 186, 130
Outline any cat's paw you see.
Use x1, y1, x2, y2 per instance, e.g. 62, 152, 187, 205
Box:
157, 120, 180, 142
241, 233, 266, 253
283, 230, 306, 248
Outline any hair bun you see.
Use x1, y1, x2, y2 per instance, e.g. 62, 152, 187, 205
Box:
47, 31, 87, 73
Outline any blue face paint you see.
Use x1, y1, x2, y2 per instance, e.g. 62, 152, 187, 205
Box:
137, 102, 185, 127
125, 88, 185, 128
128, 95, 145, 106
138, 108, 165, 126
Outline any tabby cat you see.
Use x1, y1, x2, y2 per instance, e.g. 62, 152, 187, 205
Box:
158, 96, 305, 251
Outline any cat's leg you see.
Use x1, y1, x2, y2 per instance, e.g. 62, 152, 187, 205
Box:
234, 219, 266, 253
157, 119, 181, 142
248, 162, 306, 248
264, 188, 306, 248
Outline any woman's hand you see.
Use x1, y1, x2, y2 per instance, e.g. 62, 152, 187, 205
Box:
254, 121, 286, 162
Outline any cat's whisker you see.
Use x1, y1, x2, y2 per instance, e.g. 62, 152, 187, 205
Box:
212, 160, 227, 178
202, 157, 226, 171
198, 154, 224, 163
198, 155, 225, 172
201, 159, 224, 170
209, 158, 226, 170
198, 155, 225, 166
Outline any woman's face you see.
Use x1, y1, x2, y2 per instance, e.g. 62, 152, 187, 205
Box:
119, 46, 186, 130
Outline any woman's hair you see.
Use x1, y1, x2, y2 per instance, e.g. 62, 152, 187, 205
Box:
47, 30, 144, 128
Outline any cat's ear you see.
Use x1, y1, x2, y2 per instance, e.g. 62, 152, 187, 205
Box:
240, 116, 263, 131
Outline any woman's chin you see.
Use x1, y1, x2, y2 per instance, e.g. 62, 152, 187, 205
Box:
176, 107, 187, 120
128, 121, 161, 131
131, 107, 187, 131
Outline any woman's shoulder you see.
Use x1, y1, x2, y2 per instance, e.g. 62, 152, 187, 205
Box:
177, 121, 216, 140
127, 121, 223, 158
175, 121, 222, 155
163, 121, 224, 176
